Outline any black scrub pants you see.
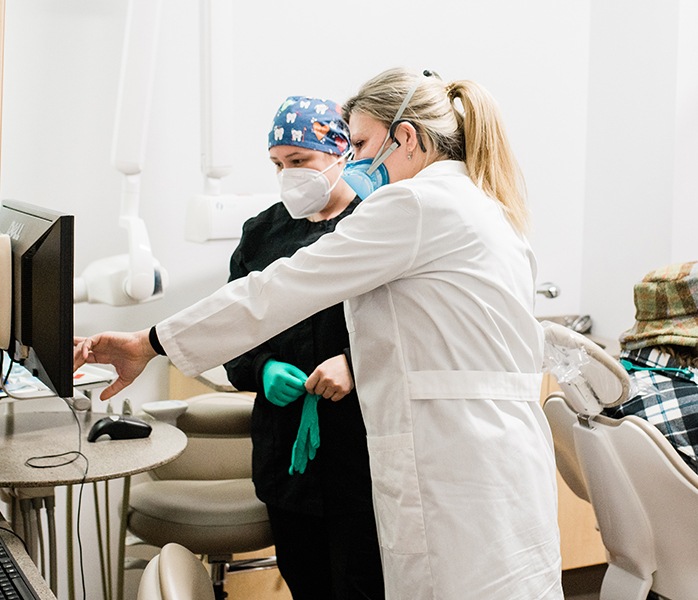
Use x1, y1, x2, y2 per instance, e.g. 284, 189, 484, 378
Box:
266, 504, 385, 600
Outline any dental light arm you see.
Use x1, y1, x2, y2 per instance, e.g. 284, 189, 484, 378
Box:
200, 0, 235, 191
185, 0, 235, 242
118, 172, 161, 301
122, 215, 155, 300
74, 0, 168, 305
187, 0, 278, 243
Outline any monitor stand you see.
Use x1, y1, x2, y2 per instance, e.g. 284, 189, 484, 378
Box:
0, 234, 10, 351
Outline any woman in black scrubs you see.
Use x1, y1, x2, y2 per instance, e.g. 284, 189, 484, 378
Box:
223, 96, 384, 600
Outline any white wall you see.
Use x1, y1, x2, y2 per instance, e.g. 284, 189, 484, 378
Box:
581, 0, 698, 340
672, 0, 698, 263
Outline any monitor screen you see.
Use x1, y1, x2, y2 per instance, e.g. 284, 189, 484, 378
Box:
0, 200, 74, 398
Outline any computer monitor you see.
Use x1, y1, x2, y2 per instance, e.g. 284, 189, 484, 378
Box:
0, 199, 74, 398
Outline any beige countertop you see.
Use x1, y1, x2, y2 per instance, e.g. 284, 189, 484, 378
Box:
0, 402, 187, 488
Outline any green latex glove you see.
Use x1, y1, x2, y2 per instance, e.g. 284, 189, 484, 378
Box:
289, 393, 321, 475
262, 360, 308, 407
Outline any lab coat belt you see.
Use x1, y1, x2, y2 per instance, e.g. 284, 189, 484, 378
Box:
407, 370, 543, 401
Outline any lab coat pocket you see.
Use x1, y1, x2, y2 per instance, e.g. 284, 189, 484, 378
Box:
367, 432, 428, 554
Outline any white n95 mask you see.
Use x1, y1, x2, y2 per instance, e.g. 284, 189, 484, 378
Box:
277, 157, 343, 219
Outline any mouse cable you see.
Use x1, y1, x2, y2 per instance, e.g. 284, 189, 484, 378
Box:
24, 401, 88, 471
0, 351, 11, 386
64, 398, 88, 600
23, 398, 89, 600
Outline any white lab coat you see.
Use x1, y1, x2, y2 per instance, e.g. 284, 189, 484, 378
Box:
159, 160, 563, 599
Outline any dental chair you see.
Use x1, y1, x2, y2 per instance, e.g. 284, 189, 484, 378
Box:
125, 392, 277, 600
542, 321, 698, 600
542, 391, 590, 503
137, 543, 215, 600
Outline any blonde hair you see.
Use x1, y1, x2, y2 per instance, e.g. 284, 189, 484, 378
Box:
343, 68, 529, 233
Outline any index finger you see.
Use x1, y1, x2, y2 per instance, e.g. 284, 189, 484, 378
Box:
73, 338, 90, 371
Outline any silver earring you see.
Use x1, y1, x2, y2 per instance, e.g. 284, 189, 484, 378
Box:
407, 152, 413, 160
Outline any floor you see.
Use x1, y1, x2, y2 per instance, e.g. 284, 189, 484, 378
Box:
224, 563, 610, 600
562, 564, 607, 600
223, 563, 609, 600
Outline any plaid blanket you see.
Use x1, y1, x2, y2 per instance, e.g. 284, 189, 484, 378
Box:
604, 346, 698, 473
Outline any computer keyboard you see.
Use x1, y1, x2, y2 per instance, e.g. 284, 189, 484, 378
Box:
0, 536, 40, 600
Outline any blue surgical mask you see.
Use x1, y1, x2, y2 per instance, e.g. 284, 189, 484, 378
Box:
342, 159, 390, 200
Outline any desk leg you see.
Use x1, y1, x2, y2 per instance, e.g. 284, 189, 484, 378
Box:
116, 476, 130, 600
45, 496, 57, 595
19, 498, 34, 559
30, 498, 45, 576
93, 482, 111, 600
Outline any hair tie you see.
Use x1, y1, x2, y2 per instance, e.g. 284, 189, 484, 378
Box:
444, 82, 458, 100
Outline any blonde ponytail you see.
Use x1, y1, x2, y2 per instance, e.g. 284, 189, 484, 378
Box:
449, 81, 529, 234
344, 69, 529, 234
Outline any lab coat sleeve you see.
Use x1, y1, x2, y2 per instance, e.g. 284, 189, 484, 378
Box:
222, 239, 275, 393
158, 185, 423, 376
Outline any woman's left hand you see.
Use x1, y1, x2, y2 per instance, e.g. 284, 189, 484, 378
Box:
305, 354, 354, 402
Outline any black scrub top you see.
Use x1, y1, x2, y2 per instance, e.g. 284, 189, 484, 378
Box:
224, 198, 374, 516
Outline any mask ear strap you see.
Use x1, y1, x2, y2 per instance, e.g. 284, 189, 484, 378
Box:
367, 139, 400, 176
392, 76, 424, 124
319, 152, 349, 175
389, 119, 427, 153
368, 75, 426, 174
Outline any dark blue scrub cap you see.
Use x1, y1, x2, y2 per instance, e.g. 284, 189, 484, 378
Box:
268, 96, 350, 156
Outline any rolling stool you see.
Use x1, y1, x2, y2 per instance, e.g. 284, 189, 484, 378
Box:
124, 393, 276, 600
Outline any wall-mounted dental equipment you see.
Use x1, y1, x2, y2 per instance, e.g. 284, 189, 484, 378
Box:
199, 0, 234, 198
74, 0, 274, 302
185, 0, 277, 243
74, 0, 168, 306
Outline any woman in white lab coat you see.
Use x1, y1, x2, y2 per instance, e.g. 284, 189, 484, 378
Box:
76, 67, 563, 599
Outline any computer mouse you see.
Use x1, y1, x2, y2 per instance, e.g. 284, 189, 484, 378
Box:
87, 415, 152, 442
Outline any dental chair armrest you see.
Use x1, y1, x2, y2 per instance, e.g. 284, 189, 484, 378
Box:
176, 392, 255, 437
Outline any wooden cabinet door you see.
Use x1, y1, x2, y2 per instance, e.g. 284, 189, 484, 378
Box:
541, 374, 607, 569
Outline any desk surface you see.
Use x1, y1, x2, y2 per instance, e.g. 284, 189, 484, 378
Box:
0, 406, 187, 488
